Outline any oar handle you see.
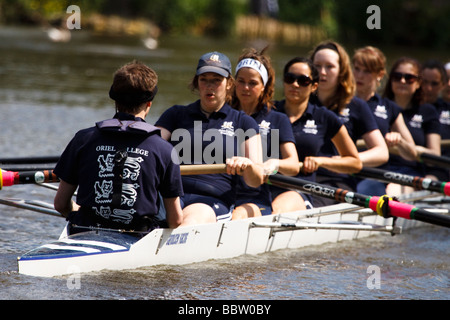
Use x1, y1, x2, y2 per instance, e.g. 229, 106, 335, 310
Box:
180, 164, 227, 175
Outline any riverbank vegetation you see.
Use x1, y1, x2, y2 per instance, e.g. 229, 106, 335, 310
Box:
0, 0, 448, 48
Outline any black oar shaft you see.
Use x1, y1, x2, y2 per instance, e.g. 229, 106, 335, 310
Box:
419, 152, 450, 169
412, 208, 450, 228
268, 174, 368, 207
355, 167, 449, 195
0, 156, 60, 164
267, 174, 450, 228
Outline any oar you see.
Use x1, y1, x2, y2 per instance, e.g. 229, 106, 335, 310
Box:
0, 155, 58, 172
0, 164, 57, 172
356, 139, 450, 169
0, 198, 61, 217
180, 164, 227, 175
355, 167, 450, 196
0, 164, 228, 189
418, 152, 450, 168
0, 169, 59, 189
266, 174, 450, 228
0, 155, 60, 164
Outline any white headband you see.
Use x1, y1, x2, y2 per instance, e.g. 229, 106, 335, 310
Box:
235, 58, 269, 86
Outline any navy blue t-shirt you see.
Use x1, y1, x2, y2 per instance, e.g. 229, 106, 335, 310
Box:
389, 102, 441, 175
434, 98, 450, 155
155, 100, 259, 207
314, 96, 379, 187
235, 105, 295, 205
363, 93, 402, 170
54, 112, 183, 226
366, 93, 401, 137
274, 100, 342, 182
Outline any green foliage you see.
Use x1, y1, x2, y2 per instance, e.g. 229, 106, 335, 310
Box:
334, 0, 450, 48
0, 0, 448, 47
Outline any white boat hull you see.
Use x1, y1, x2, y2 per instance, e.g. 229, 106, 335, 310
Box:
17, 203, 424, 277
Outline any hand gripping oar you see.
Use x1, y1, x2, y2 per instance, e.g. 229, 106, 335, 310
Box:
355, 167, 450, 196
0, 169, 59, 189
267, 174, 450, 228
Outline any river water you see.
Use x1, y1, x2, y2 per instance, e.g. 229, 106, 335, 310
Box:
0, 26, 448, 303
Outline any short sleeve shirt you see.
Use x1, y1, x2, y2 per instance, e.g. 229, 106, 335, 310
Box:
54, 112, 183, 225
366, 93, 401, 137
274, 100, 342, 181
389, 102, 441, 174
235, 105, 295, 203
155, 100, 259, 206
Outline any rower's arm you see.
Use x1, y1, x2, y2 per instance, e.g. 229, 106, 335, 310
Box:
359, 129, 389, 167
54, 179, 79, 218
163, 196, 184, 228
417, 133, 441, 156
157, 126, 172, 141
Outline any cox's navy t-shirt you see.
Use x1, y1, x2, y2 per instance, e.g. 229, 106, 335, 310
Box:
54, 112, 183, 226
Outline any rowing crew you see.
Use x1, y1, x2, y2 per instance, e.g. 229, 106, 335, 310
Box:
53, 41, 450, 235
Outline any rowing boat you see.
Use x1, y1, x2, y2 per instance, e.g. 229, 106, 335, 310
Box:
17, 197, 432, 278
1, 164, 448, 278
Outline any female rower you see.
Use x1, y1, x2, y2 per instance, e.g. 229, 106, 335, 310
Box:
442, 62, 450, 104
383, 57, 441, 195
231, 48, 299, 219
272, 57, 361, 213
352, 46, 417, 195
155, 51, 264, 225
420, 59, 450, 181
310, 41, 388, 206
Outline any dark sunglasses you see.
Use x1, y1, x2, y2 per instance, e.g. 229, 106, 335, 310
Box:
391, 72, 419, 84
284, 73, 313, 86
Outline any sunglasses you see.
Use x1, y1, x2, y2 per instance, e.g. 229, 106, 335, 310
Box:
391, 72, 419, 84
284, 73, 313, 86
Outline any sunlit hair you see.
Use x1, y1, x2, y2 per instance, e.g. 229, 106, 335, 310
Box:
383, 57, 422, 106
189, 74, 235, 105
283, 56, 319, 84
231, 47, 275, 111
111, 60, 158, 113
310, 41, 355, 112
352, 46, 386, 76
